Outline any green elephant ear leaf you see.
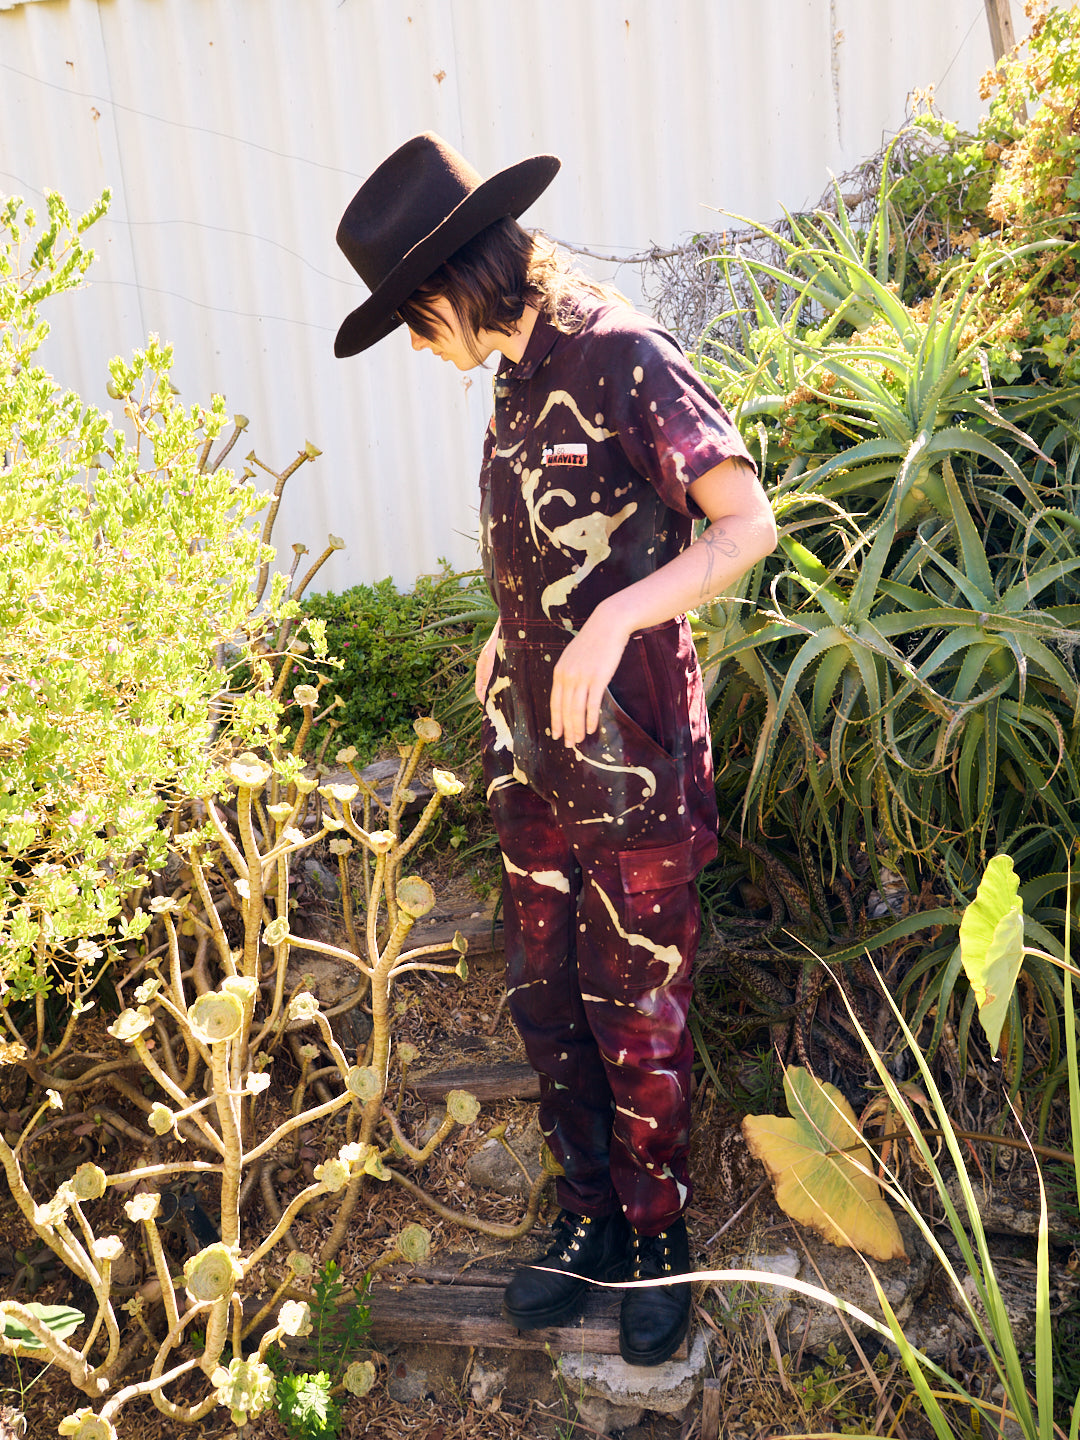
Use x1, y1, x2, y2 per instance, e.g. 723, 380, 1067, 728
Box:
1, 1302, 84, 1349
958, 853, 1025, 1055
742, 1066, 905, 1261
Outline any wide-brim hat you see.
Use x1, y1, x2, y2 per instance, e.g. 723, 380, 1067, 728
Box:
334, 132, 561, 358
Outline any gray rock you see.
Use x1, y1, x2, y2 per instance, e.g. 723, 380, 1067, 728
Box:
718, 1246, 799, 1348
944, 1174, 1072, 1242
468, 1357, 507, 1407
778, 1213, 932, 1353
417, 1107, 447, 1149
902, 1309, 976, 1360
466, 1114, 544, 1198
960, 1254, 1080, 1355
284, 954, 364, 1017
301, 857, 341, 900
573, 1395, 645, 1434
385, 1358, 430, 1404
558, 1327, 710, 1417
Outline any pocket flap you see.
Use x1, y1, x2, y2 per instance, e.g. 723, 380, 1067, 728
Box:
618, 829, 716, 895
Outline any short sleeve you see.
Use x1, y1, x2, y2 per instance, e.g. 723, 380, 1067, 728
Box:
600, 317, 754, 518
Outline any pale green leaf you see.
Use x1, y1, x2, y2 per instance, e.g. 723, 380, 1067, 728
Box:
958, 853, 1025, 1054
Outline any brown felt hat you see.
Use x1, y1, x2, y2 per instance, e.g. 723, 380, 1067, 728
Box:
334, 132, 560, 358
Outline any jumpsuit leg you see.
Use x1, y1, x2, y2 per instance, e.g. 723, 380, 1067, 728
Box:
572, 849, 700, 1233
484, 618, 716, 1234
490, 776, 620, 1218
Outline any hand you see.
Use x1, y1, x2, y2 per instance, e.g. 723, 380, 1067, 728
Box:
474, 622, 500, 704
549, 611, 630, 748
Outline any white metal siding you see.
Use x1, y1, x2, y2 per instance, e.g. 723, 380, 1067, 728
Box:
1, 0, 1021, 592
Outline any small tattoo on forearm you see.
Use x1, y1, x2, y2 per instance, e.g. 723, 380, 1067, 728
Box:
698, 525, 741, 595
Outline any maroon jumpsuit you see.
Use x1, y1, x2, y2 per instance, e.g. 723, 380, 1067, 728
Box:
479, 296, 751, 1234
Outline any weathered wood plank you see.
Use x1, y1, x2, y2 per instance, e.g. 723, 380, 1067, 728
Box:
410, 911, 504, 957
701, 1377, 722, 1439
367, 1280, 686, 1359
410, 1061, 540, 1104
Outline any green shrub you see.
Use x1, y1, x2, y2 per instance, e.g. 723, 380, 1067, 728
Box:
877, 7, 1080, 384
0, 189, 293, 1003
301, 566, 478, 764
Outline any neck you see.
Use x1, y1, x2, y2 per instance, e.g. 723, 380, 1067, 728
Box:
492, 303, 540, 365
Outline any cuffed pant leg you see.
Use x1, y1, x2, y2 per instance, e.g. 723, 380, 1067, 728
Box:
573, 854, 701, 1233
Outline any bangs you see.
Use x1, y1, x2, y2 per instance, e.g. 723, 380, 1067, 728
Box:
397, 292, 445, 342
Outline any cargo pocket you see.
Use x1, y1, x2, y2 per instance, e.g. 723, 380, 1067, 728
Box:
617, 830, 715, 930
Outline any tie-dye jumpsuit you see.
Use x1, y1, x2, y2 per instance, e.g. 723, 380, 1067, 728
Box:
479, 296, 752, 1234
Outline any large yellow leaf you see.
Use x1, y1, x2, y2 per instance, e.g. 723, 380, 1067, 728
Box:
742, 1066, 906, 1261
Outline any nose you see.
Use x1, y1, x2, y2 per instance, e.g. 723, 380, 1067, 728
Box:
408, 328, 429, 353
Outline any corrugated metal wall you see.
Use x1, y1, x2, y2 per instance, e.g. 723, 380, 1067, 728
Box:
1, 0, 1021, 592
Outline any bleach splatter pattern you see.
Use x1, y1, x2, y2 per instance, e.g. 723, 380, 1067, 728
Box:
479, 296, 750, 1231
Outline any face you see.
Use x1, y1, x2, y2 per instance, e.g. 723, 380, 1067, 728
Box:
405, 295, 494, 371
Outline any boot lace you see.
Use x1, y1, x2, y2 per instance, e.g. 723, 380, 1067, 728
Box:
630, 1228, 673, 1280
544, 1210, 594, 1265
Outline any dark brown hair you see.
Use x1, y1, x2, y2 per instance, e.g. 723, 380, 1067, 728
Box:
398, 216, 627, 364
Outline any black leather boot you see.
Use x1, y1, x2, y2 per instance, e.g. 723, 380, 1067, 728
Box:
618, 1217, 692, 1365
504, 1209, 629, 1329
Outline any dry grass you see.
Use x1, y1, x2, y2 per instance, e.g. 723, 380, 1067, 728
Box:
0, 850, 994, 1440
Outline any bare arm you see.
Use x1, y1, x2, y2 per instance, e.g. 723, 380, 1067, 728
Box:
474, 619, 500, 703
549, 456, 776, 747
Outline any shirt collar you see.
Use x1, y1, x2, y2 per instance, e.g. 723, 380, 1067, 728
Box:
497, 307, 561, 384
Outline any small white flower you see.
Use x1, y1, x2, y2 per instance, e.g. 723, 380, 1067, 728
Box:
313, 1158, 350, 1192
228, 753, 272, 790
432, 768, 464, 797
125, 1192, 161, 1223
148, 1103, 174, 1135
277, 1299, 312, 1337
318, 782, 358, 804
288, 992, 320, 1023
262, 916, 289, 948
344, 1359, 376, 1396
107, 1008, 154, 1044
58, 1410, 118, 1439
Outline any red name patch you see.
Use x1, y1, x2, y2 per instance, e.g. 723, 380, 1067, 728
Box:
542, 444, 588, 466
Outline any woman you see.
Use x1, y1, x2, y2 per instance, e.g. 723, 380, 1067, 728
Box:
334, 132, 776, 1367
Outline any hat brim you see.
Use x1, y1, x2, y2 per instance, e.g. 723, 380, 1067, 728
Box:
334, 152, 560, 358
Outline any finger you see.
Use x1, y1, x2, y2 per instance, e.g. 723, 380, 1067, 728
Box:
563, 684, 588, 748
549, 672, 564, 740
584, 682, 603, 737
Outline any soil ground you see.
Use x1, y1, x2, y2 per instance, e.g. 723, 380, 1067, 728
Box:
0, 835, 1064, 1440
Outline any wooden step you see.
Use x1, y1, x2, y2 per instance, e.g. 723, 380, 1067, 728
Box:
367, 1275, 687, 1360
409, 1059, 540, 1104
